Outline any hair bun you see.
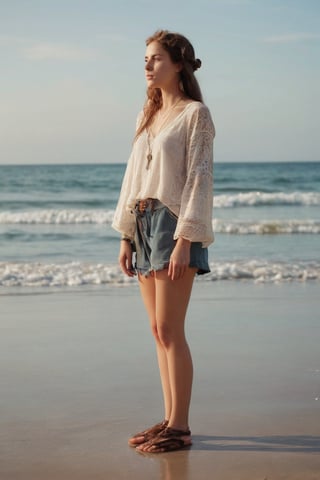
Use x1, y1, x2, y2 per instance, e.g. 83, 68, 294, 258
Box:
193, 58, 201, 71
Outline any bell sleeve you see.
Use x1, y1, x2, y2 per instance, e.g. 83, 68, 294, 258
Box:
173, 104, 215, 247
112, 112, 144, 240
111, 150, 136, 240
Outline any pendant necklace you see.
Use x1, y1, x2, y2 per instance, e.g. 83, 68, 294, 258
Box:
146, 97, 182, 170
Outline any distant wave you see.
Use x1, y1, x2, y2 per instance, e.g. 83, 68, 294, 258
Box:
214, 192, 320, 208
0, 209, 115, 224
0, 260, 319, 287
0, 192, 319, 225
1, 210, 319, 234
213, 219, 320, 234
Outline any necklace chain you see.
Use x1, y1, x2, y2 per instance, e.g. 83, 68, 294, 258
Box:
146, 97, 183, 170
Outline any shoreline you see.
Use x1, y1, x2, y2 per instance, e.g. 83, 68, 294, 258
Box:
1, 274, 319, 296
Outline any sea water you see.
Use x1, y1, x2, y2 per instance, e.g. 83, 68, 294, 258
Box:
0, 162, 319, 290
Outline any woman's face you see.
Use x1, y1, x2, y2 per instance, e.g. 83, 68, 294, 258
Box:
145, 41, 181, 90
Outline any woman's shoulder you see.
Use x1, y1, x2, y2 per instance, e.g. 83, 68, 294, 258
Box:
184, 101, 213, 121
185, 100, 210, 112
184, 101, 215, 133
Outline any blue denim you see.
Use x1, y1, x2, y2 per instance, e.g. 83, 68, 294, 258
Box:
134, 200, 210, 277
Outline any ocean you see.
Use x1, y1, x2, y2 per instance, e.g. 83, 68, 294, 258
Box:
0, 161, 319, 291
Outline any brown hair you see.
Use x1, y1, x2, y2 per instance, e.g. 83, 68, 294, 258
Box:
135, 30, 203, 138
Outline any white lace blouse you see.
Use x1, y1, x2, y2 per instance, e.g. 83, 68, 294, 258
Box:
112, 101, 215, 247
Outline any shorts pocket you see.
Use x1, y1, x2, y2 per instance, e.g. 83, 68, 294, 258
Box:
150, 207, 177, 242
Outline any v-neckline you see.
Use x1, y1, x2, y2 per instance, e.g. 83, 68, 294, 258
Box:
148, 101, 196, 140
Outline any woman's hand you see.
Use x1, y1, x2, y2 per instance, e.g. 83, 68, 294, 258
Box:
168, 237, 191, 280
119, 240, 136, 277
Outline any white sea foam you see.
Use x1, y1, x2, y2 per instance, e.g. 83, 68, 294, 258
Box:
0, 262, 135, 288
1, 210, 320, 235
204, 260, 320, 283
214, 191, 320, 208
213, 219, 320, 234
0, 260, 319, 288
0, 209, 115, 224
0, 192, 319, 225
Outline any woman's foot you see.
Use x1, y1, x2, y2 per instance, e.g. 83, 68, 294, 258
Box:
136, 426, 192, 453
128, 420, 168, 447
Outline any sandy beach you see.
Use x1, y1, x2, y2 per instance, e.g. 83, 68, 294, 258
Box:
1, 281, 319, 480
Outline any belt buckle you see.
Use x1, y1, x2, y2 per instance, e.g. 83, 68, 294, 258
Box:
137, 198, 154, 213
139, 200, 148, 213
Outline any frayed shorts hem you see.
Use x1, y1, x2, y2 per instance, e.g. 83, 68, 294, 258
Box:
135, 262, 207, 278
135, 263, 168, 278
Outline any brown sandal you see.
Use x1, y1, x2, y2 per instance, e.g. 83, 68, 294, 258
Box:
128, 420, 168, 447
136, 426, 192, 453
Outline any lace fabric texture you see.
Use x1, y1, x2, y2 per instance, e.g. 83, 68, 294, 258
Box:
112, 101, 215, 247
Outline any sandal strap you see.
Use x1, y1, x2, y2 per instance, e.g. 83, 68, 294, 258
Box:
151, 436, 186, 450
161, 427, 191, 437
129, 420, 168, 443
133, 420, 168, 438
140, 426, 192, 452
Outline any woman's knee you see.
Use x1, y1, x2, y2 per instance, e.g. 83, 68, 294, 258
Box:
150, 323, 161, 343
150, 321, 173, 348
157, 322, 185, 349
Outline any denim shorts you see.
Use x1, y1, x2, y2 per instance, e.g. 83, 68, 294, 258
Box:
133, 199, 210, 277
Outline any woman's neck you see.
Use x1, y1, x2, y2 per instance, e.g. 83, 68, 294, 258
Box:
160, 86, 184, 110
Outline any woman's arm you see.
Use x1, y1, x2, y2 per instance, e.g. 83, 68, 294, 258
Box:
168, 237, 191, 280
118, 239, 136, 277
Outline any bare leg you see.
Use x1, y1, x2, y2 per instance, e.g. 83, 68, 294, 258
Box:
138, 273, 172, 421
137, 267, 196, 452
153, 268, 196, 431
138, 268, 196, 426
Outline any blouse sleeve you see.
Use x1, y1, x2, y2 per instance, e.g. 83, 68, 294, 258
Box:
111, 150, 136, 240
173, 104, 215, 247
111, 112, 144, 240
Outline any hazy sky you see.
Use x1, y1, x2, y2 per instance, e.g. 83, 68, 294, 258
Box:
0, 0, 319, 164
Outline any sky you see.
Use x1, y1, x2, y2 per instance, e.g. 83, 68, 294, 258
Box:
0, 0, 319, 164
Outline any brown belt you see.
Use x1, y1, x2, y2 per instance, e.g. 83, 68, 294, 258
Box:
136, 198, 161, 213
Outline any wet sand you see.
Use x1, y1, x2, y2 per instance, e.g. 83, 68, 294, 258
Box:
1, 282, 319, 479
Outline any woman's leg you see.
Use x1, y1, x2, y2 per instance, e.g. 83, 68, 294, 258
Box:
136, 267, 196, 452
153, 267, 196, 431
138, 273, 172, 421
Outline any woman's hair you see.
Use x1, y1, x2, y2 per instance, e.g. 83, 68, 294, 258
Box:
136, 30, 203, 138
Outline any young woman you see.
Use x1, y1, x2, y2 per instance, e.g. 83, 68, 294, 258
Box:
112, 30, 215, 453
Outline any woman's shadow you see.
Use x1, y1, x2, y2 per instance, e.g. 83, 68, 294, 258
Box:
138, 434, 320, 480
192, 434, 320, 452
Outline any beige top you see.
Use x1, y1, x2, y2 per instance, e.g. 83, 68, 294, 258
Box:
112, 101, 215, 247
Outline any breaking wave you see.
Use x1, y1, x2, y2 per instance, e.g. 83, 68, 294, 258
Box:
0, 210, 115, 225
214, 192, 320, 208
213, 219, 320, 234
1, 210, 319, 235
0, 260, 319, 288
